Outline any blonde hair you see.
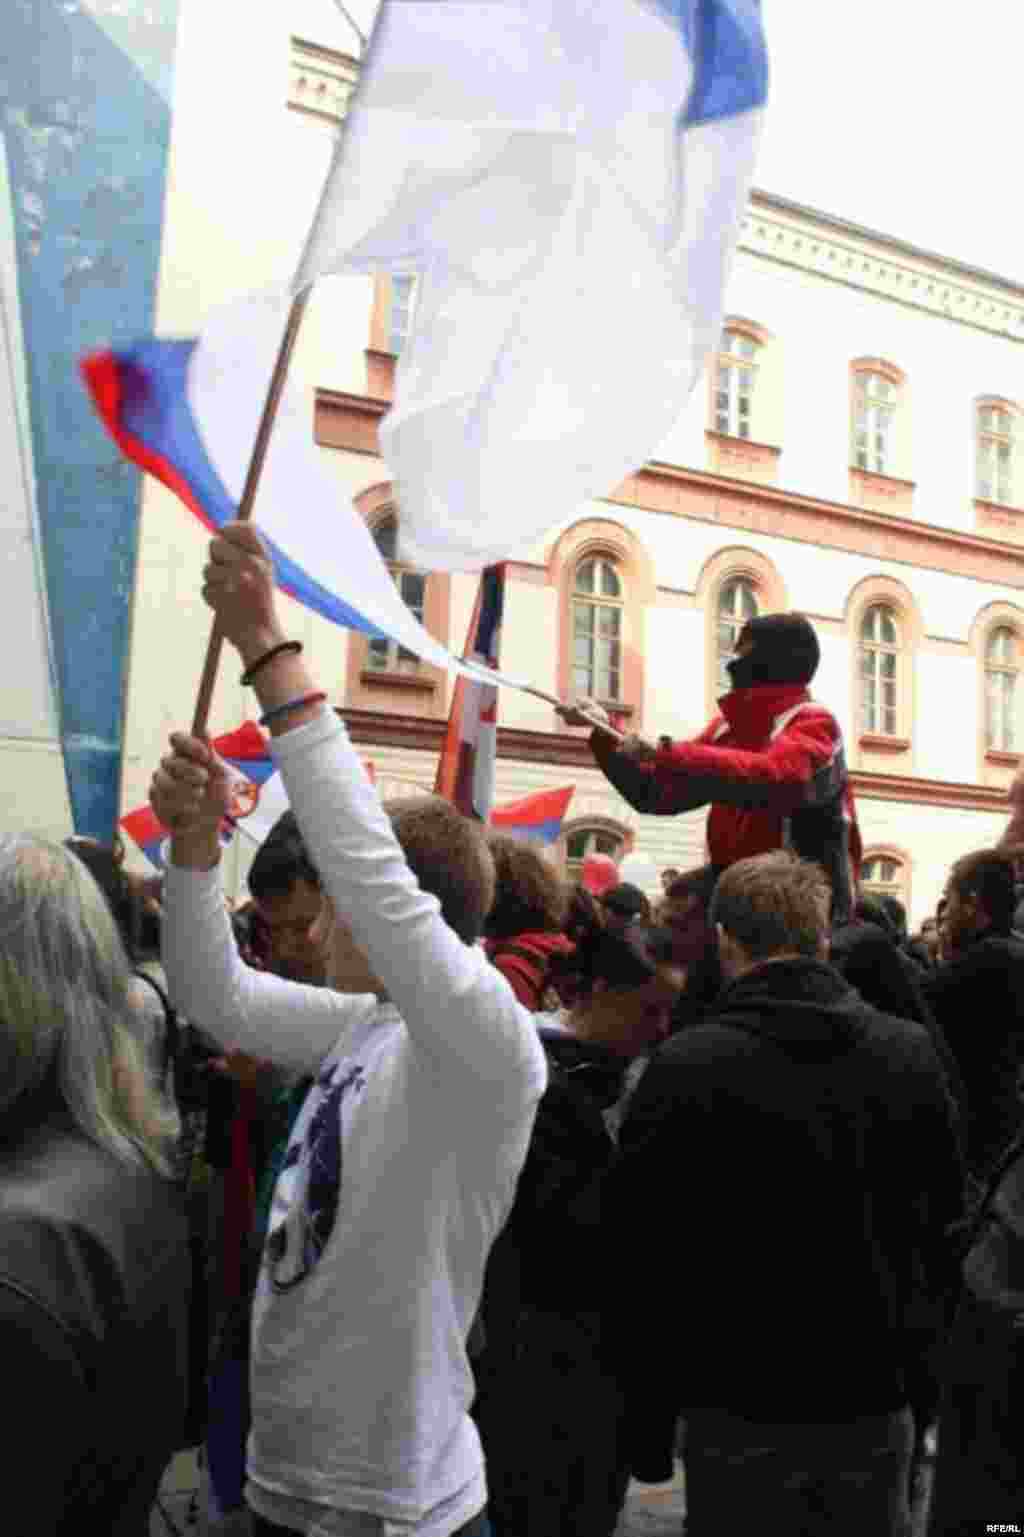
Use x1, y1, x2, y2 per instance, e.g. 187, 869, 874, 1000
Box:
0, 836, 179, 1176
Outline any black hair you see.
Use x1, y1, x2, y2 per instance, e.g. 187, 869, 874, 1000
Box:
601, 882, 651, 923
664, 864, 720, 911
548, 900, 677, 1000
949, 848, 1017, 934
63, 837, 159, 961
248, 811, 320, 903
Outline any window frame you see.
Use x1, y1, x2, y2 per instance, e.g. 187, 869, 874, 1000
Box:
570, 553, 625, 705
858, 603, 900, 738
714, 327, 760, 440
975, 398, 1021, 509
860, 849, 910, 910
561, 820, 627, 883
715, 575, 760, 694
985, 623, 1020, 755
365, 514, 426, 676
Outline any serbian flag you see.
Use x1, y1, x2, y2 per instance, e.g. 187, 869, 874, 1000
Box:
121, 721, 276, 867
79, 295, 526, 691
491, 785, 575, 847
434, 565, 505, 821
289, 0, 768, 569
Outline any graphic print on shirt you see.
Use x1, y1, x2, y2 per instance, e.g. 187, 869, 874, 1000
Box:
266, 1062, 367, 1293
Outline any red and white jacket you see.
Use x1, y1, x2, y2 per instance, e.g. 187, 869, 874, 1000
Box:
593, 685, 861, 921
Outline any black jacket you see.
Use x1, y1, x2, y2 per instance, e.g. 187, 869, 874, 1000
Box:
0, 1111, 189, 1534
610, 958, 964, 1475
922, 932, 1024, 1179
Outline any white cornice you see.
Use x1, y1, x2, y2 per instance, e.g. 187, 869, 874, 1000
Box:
287, 37, 358, 125
740, 197, 1024, 341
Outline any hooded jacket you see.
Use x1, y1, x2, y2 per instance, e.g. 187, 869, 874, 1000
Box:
922, 929, 1024, 1178
592, 684, 860, 921
609, 958, 964, 1475
484, 931, 576, 1012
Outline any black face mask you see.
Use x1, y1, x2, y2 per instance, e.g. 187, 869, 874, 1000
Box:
725, 614, 820, 690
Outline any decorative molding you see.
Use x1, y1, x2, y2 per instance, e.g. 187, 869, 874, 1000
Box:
364, 349, 396, 401
739, 198, 1024, 342
611, 461, 1024, 591
287, 38, 358, 124
338, 708, 1013, 815
849, 468, 915, 518
359, 670, 436, 694
316, 389, 387, 455
705, 430, 780, 486
974, 498, 1024, 543
859, 733, 911, 755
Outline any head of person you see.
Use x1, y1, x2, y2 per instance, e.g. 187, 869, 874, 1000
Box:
726, 612, 820, 692
0, 835, 178, 1173
600, 881, 651, 929
549, 905, 684, 1058
660, 866, 681, 894
484, 834, 568, 941
830, 924, 932, 1027
64, 835, 161, 961
942, 848, 1016, 955
878, 894, 908, 943
312, 796, 495, 996
656, 865, 719, 965
248, 811, 325, 983
711, 850, 830, 981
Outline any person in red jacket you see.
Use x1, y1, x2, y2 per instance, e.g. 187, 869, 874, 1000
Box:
559, 613, 861, 922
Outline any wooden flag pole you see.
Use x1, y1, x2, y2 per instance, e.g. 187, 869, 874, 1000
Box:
191, 287, 312, 735
523, 685, 626, 744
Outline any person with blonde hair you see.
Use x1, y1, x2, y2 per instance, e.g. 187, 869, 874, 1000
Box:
0, 834, 188, 1533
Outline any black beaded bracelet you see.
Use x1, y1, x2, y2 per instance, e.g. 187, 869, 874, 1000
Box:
240, 640, 303, 686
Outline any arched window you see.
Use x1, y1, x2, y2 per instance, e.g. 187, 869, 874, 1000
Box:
388, 274, 417, 355
367, 515, 425, 673
716, 577, 759, 693
977, 403, 1017, 505
564, 825, 625, 882
986, 625, 1019, 752
572, 555, 623, 702
861, 855, 906, 904
715, 327, 759, 439
859, 604, 899, 736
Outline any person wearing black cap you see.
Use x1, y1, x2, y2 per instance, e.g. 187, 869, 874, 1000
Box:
559, 612, 861, 923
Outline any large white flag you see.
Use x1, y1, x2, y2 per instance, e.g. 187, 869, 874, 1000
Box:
293, 0, 768, 570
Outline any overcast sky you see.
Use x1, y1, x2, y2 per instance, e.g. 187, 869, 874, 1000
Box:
296, 0, 1024, 282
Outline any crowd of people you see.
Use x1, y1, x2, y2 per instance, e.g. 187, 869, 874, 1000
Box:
1, 523, 1022, 1536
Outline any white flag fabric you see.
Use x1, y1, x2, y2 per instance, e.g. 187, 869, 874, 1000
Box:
293, 0, 768, 570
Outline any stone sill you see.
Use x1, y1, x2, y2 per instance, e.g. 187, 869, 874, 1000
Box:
859, 733, 911, 753
359, 669, 436, 694
985, 748, 1021, 767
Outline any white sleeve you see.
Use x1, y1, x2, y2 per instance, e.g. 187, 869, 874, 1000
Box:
162, 861, 359, 1072
274, 707, 547, 1116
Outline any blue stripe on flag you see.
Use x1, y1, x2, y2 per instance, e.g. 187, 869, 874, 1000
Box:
655, 0, 768, 125
117, 340, 390, 641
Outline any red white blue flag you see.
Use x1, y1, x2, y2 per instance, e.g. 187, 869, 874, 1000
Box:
491, 785, 575, 847
434, 565, 505, 821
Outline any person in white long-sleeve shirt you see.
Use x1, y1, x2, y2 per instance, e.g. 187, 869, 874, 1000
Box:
150, 522, 547, 1537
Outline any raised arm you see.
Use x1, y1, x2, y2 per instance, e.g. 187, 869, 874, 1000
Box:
157, 524, 545, 1114
649, 709, 841, 812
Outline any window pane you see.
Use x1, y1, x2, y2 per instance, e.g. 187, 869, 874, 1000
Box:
880, 608, 897, 646
574, 637, 592, 667
400, 572, 426, 611
861, 608, 878, 642
373, 518, 397, 561
596, 833, 620, 855
600, 561, 621, 598
573, 603, 595, 636
567, 831, 588, 859
881, 651, 896, 679
367, 636, 390, 669
883, 707, 897, 736
575, 559, 596, 595
573, 666, 592, 696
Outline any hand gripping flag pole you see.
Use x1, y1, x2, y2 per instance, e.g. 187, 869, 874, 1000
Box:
190, 287, 311, 735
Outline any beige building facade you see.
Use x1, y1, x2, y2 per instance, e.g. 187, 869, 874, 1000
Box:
8, 3, 1023, 922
